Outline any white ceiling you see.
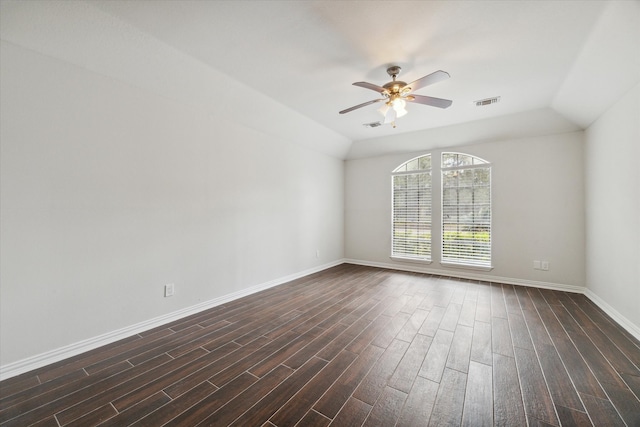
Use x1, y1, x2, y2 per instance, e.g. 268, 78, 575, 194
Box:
2, 1, 639, 158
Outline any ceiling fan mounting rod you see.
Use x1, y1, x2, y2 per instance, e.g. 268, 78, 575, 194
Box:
387, 65, 401, 80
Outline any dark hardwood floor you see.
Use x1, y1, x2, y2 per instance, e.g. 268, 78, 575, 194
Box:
1, 264, 639, 426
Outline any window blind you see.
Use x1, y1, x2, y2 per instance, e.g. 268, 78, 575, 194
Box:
392, 156, 431, 260
441, 153, 491, 267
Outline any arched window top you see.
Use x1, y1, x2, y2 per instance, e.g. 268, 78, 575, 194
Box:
442, 152, 489, 168
393, 154, 431, 173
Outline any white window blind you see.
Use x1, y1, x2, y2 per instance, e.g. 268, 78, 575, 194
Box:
441, 153, 491, 267
392, 155, 431, 261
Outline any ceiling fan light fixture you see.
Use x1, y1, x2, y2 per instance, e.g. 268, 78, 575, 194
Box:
383, 108, 398, 124
378, 103, 390, 117
392, 98, 407, 117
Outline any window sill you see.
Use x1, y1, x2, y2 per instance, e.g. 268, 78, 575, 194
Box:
390, 256, 432, 265
440, 261, 493, 272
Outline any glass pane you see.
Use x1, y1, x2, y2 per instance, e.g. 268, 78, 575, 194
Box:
442, 188, 456, 204
442, 171, 458, 187
458, 154, 473, 166
459, 188, 473, 204
406, 158, 420, 171
475, 187, 490, 203
419, 155, 431, 170
474, 168, 490, 185
442, 153, 457, 168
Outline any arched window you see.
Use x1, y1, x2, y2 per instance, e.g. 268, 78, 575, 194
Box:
391, 154, 432, 261
441, 152, 491, 267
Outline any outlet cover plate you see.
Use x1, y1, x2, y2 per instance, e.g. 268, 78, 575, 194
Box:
164, 283, 175, 297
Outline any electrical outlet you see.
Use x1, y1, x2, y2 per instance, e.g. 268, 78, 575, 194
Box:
316, 249, 320, 258
533, 260, 541, 270
164, 283, 175, 297
541, 261, 549, 271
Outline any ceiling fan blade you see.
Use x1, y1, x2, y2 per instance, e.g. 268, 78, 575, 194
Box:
353, 81, 388, 94
339, 98, 385, 114
405, 70, 450, 93
407, 94, 453, 109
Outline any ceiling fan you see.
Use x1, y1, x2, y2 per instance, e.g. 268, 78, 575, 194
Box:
339, 66, 453, 127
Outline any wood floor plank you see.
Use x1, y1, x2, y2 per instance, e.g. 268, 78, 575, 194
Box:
491, 316, 514, 357
395, 375, 439, 427
417, 329, 454, 383
490, 283, 508, 319
580, 392, 626, 427
1, 356, 167, 426
249, 327, 324, 377
555, 405, 593, 427
470, 320, 492, 366
493, 353, 526, 426
570, 296, 640, 366
458, 299, 477, 327
446, 324, 473, 374
1, 265, 636, 427
270, 350, 357, 427
474, 283, 492, 323
123, 337, 267, 412
63, 403, 117, 427
198, 364, 294, 426
599, 380, 640, 426
161, 372, 260, 426
439, 303, 462, 332
284, 323, 348, 368
551, 336, 608, 399
97, 391, 171, 427
508, 312, 534, 350
535, 343, 585, 412
513, 347, 559, 425
0, 369, 87, 412
330, 397, 371, 426
345, 315, 392, 354
362, 385, 407, 427
0, 374, 40, 400
522, 307, 553, 347
228, 357, 327, 427
34, 334, 143, 384
313, 344, 384, 419
207, 331, 297, 388
395, 309, 429, 343
387, 333, 433, 393
462, 361, 493, 427
352, 339, 409, 405
418, 305, 446, 337
56, 349, 206, 425
428, 368, 467, 427
129, 381, 217, 426
621, 373, 640, 400
371, 312, 411, 349
297, 410, 331, 427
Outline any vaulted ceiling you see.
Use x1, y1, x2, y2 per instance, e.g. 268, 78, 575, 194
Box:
1, 1, 638, 159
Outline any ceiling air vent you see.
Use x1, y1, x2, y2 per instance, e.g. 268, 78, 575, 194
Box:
363, 121, 383, 128
475, 96, 500, 107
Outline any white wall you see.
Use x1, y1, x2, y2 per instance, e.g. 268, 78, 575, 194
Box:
345, 131, 585, 289
0, 41, 345, 367
585, 83, 640, 332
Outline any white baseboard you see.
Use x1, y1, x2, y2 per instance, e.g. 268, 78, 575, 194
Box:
584, 289, 640, 341
344, 258, 585, 293
0, 260, 344, 381
345, 258, 640, 341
